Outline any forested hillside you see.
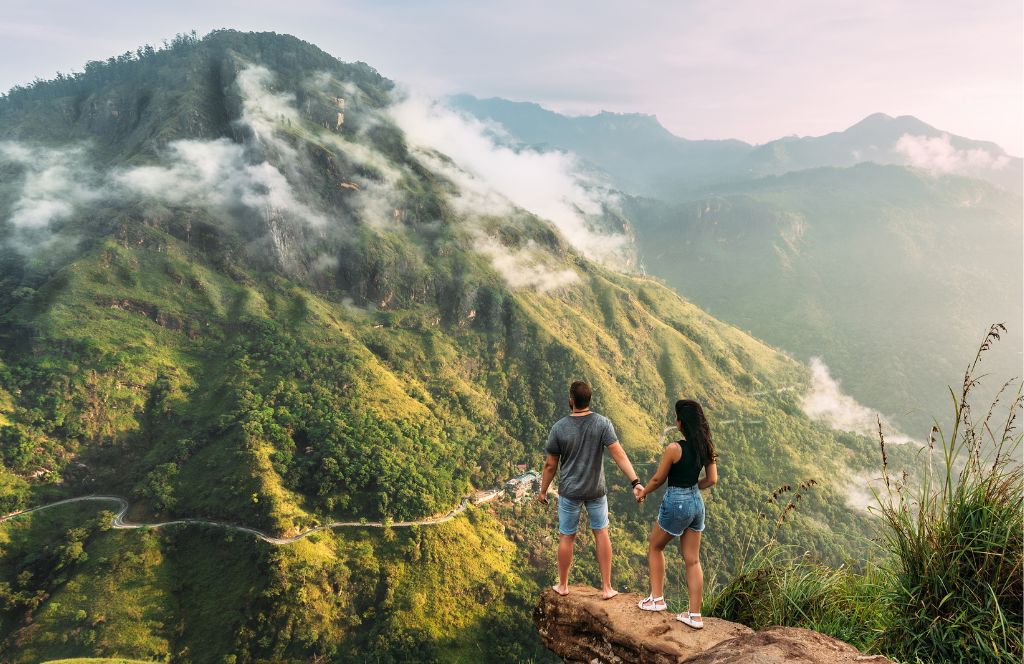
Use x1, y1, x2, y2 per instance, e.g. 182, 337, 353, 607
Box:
0, 31, 907, 662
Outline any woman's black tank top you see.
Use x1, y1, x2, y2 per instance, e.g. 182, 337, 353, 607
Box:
667, 439, 702, 487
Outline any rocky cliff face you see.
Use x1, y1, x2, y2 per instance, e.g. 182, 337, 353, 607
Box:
534, 586, 891, 664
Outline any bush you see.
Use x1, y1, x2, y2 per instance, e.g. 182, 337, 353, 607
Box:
708, 324, 1024, 662
874, 324, 1022, 662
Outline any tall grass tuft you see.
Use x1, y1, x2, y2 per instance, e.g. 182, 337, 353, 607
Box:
874, 323, 1022, 663
707, 324, 1023, 663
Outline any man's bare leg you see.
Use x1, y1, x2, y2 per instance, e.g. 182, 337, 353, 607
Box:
593, 528, 618, 599
553, 533, 576, 595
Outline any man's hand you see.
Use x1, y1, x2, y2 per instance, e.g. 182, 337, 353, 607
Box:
633, 484, 645, 503
537, 489, 549, 505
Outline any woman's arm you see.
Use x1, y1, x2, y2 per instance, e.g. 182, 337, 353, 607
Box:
638, 443, 681, 500
698, 462, 718, 490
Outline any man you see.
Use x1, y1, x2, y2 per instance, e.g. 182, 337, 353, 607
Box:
538, 380, 643, 599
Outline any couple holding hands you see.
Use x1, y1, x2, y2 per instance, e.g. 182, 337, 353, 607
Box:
537, 381, 718, 629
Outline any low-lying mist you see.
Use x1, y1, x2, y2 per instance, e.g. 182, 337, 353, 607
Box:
801, 357, 915, 444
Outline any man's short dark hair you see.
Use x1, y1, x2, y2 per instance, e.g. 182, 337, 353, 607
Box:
569, 381, 592, 409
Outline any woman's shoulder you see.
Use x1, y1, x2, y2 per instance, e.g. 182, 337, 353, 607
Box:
665, 441, 683, 459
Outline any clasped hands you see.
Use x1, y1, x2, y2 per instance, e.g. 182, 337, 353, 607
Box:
633, 483, 646, 503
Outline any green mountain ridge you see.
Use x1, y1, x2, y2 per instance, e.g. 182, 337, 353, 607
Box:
0, 30, 907, 662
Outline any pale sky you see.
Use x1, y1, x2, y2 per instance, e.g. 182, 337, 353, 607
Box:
2, 0, 1021, 154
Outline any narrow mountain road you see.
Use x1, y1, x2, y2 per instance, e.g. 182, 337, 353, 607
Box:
0, 494, 480, 545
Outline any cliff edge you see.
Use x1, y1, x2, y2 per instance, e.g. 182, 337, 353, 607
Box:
534, 586, 891, 663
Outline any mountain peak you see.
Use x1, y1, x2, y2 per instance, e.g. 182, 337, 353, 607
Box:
845, 112, 935, 136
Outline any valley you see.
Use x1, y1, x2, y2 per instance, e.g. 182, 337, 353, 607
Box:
0, 28, 1011, 663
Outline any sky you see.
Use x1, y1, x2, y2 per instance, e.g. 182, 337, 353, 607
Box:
1, 0, 1021, 154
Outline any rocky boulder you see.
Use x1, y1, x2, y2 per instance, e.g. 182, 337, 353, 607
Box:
534, 586, 891, 663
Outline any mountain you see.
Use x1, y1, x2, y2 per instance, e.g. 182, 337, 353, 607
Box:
0, 31, 907, 662
455, 96, 1024, 435
452, 95, 1022, 198
749, 113, 1023, 192
449, 94, 753, 197
623, 165, 1023, 435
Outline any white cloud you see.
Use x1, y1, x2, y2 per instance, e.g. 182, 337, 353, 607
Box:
0, 142, 99, 230
475, 237, 579, 292
234, 65, 304, 170
113, 138, 329, 228
894, 133, 1010, 174
801, 357, 914, 444
388, 93, 629, 265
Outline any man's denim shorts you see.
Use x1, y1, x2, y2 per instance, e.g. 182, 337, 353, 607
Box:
557, 494, 609, 535
657, 484, 706, 537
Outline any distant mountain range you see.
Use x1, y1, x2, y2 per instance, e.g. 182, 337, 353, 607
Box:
451, 94, 1022, 198
454, 95, 1023, 435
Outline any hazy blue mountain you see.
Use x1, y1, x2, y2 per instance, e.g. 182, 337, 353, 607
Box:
449, 94, 753, 197
623, 164, 1023, 435
452, 95, 1022, 198
750, 112, 1022, 192
455, 95, 1023, 434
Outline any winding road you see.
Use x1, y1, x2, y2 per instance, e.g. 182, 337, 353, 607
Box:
0, 494, 480, 545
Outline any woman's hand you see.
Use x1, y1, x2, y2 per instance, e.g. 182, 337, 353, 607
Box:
635, 485, 646, 503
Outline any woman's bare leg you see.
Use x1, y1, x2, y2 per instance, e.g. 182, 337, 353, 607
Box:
648, 521, 674, 598
680, 529, 703, 614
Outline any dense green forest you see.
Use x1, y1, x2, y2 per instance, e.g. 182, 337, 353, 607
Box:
0, 31, 916, 662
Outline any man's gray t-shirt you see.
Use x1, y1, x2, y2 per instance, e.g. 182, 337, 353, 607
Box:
545, 413, 618, 500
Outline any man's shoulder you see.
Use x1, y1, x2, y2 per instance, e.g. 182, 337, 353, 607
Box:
551, 415, 571, 428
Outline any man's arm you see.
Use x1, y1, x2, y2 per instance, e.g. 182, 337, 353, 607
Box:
538, 453, 559, 503
607, 442, 643, 499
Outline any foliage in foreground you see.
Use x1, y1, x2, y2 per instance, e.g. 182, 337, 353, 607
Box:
708, 324, 1024, 663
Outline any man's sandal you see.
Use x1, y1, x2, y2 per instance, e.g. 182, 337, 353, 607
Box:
637, 595, 667, 611
677, 611, 704, 629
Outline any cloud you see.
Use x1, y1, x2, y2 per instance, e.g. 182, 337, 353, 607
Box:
2, 65, 336, 258
894, 133, 1010, 174
0, 142, 99, 229
113, 138, 330, 228
475, 238, 579, 292
233, 65, 304, 170
842, 471, 889, 512
801, 357, 914, 444
388, 94, 629, 265
0, 142, 100, 253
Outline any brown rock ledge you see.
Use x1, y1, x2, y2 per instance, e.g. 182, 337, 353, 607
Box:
534, 586, 891, 664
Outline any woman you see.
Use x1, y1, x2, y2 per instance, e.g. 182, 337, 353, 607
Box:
635, 399, 718, 628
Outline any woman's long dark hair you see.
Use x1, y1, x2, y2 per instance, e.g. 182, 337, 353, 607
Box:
675, 399, 717, 466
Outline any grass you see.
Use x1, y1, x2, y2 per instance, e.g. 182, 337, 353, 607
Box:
706, 324, 1024, 662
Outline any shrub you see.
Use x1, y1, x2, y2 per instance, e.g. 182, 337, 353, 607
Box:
708, 324, 1023, 662
874, 324, 1022, 663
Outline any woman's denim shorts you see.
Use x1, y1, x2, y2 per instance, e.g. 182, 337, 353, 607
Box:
657, 484, 706, 537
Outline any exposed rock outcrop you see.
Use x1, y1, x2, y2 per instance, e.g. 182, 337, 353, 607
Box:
534, 586, 891, 664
